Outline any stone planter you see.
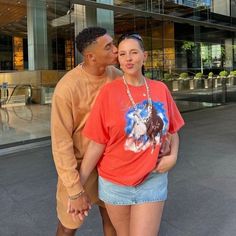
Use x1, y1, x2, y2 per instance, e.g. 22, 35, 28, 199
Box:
212, 78, 218, 88
227, 76, 236, 86
232, 76, 236, 85
189, 79, 194, 90
178, 79, 190, 90
193, 79, 204, 89
204, 78, 213, 89
172, 80, 179, 91
163, 80, 173, 91
217, 77, 222, 86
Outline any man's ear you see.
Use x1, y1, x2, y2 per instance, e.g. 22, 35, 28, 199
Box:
85, 52, 96, 62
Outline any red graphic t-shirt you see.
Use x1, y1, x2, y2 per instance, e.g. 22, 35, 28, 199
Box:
83, 78, 184, 186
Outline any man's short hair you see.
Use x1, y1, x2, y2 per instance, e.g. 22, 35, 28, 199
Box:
76, 27, 107, 54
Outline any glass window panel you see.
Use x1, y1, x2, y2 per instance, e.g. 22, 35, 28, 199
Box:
1, 0, 236, 146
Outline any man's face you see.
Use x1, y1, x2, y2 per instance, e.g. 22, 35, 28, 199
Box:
91, 34, 118, 66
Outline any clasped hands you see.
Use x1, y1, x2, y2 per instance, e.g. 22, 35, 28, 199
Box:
67, 191, 92, 222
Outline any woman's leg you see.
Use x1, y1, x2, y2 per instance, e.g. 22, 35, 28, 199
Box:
130, 201, 165, 236
99, 206, 117, 236
105, 204, 131, 236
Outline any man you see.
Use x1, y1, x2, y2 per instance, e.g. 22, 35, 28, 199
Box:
51, 27, 122, 236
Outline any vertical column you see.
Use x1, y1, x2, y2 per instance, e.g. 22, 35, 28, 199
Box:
27, 0, 48, 70
212, 0, 230, 16
97, 0, 114, 36
74, 4, 97, 64
231, 0, 236, 17
233, 36, 236, 68
13, 37, 24, 70
65, 40, 74, 71
225, 38, 233, 70
74, 1, 114, 64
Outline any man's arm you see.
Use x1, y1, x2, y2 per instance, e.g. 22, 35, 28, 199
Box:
51, 92, 84, 196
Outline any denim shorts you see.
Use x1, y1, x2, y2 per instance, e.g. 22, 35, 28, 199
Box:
98, 172, 168, 205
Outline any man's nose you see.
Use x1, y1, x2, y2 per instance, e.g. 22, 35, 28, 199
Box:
113, 45, 118, 54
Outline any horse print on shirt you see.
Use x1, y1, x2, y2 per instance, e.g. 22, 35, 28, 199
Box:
124, 100, 168, 153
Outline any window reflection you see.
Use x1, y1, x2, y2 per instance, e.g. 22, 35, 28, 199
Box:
0, 0, 236, 146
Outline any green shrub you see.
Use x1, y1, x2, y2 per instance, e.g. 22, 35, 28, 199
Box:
219, 70, 228, 77
179, 72, 188, 79
195, 72, 203, 79
229, 70, 236, 76
163, 73, 172, 80
208, 72, 214, 78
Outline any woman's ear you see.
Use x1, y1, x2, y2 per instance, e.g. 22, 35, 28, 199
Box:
143, 51, 148, 63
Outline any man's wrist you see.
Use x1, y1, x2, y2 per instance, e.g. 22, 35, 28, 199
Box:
69, 189, 85, 200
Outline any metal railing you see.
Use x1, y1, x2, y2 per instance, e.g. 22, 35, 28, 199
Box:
0, 84, 32, 107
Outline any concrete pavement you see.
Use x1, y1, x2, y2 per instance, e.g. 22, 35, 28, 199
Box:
0, 103, 236, 236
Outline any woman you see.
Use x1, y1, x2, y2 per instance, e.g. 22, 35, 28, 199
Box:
80, 33, 185, 236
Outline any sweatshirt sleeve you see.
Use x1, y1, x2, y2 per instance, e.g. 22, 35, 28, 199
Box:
83, 86, 109, 144
51, 89, 83, 196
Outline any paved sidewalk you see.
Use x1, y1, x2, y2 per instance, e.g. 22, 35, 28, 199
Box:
0, 104, 236, 236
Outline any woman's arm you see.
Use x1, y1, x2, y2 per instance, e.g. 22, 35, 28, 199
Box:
80, 140, 106, 185
67, 140, 105, 221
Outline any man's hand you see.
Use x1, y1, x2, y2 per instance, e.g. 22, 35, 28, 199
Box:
67, 192, 91, 222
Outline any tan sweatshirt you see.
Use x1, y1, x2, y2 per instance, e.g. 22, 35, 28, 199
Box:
51, 64, 121, 196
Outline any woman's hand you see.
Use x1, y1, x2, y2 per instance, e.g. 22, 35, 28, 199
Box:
154, 132, 180, 173
154, 154, 177, 173
67, 192, 91, 222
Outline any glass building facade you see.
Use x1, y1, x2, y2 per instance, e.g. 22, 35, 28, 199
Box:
0, 0, 236, 145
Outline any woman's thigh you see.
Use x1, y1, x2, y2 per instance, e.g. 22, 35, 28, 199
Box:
105, 204, 131, 236
130, 201, 165, 236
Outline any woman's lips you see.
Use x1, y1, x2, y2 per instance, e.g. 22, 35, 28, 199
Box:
125, 64, 134, 69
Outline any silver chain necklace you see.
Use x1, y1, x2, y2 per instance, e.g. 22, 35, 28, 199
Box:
122, 75, 152, 121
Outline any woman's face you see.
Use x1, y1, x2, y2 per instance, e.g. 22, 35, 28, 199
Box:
118, 38, 147, 76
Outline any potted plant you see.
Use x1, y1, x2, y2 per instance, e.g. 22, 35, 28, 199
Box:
218, 70, 228, 86
177, 72, 190, 90
228, 70, 236, 86
194, 72, 203, 79
163, 73, 173, 90
192, 72, 204, 89
208, 72, 214, 78
205, 72, 214, 88
219, 70, 228, 77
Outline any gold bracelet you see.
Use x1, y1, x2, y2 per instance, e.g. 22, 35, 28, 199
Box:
69, 190, 85, 200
